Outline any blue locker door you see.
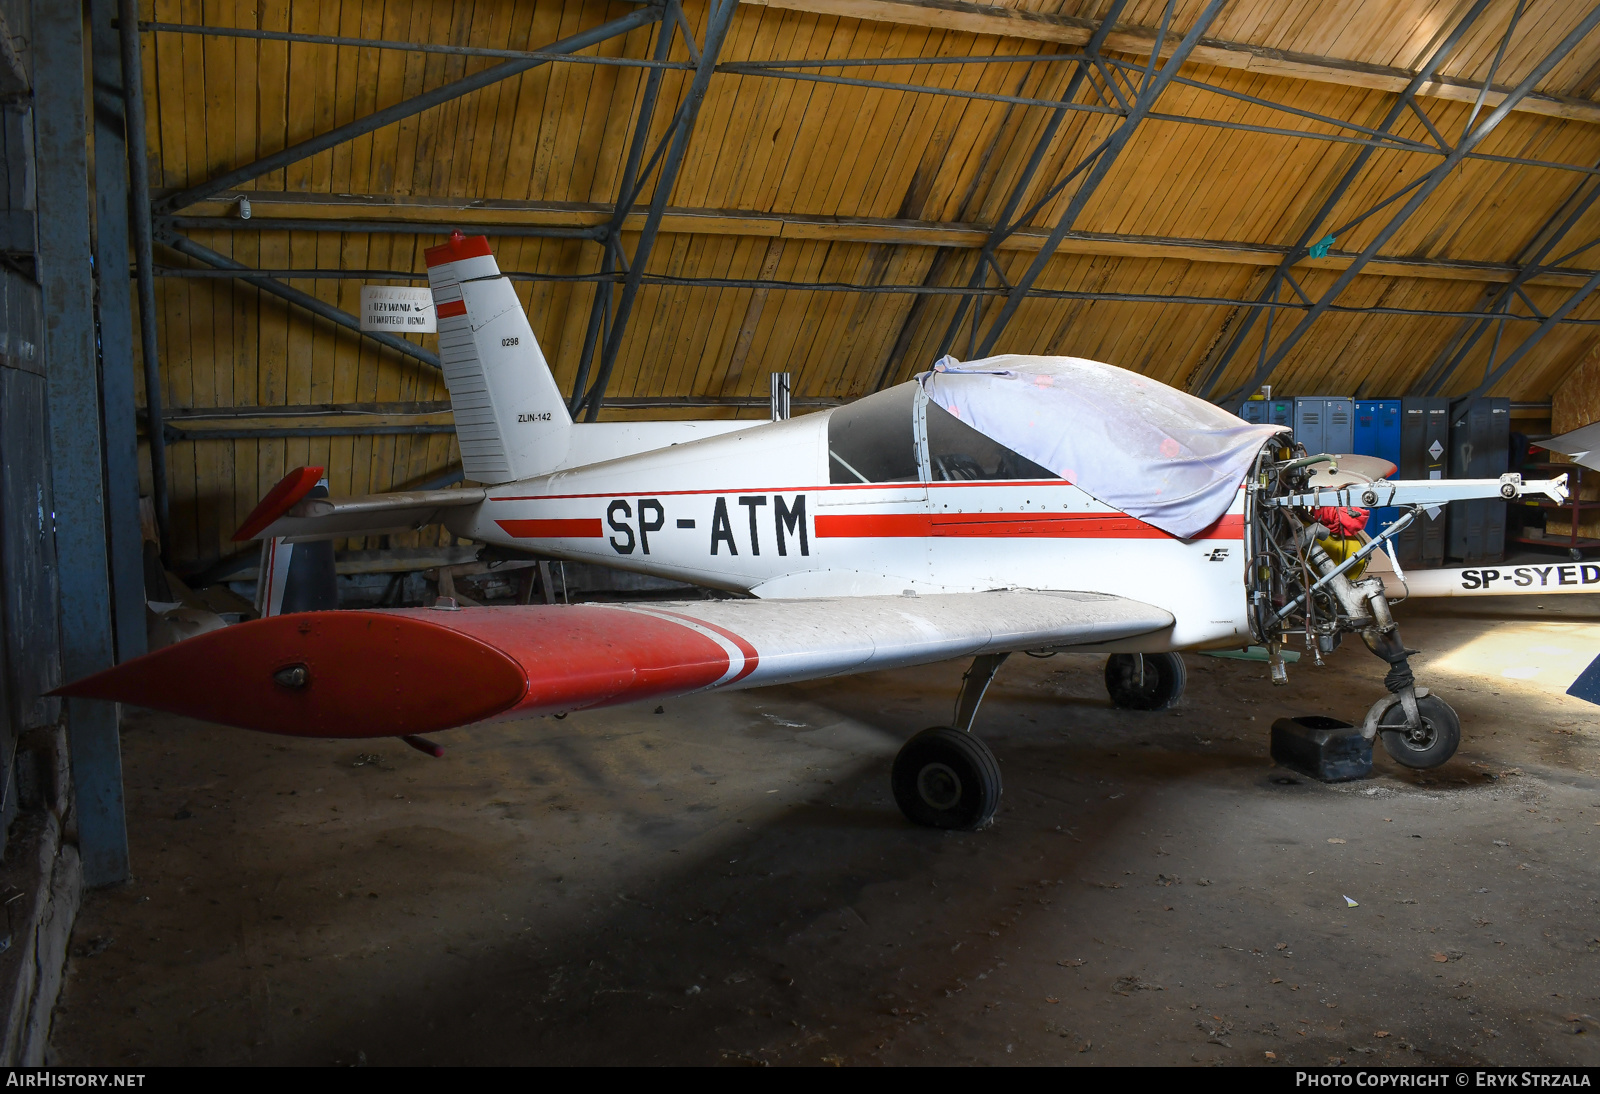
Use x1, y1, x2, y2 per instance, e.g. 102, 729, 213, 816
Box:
1355, 399, 1402, 536
1353, 401, 1378, 457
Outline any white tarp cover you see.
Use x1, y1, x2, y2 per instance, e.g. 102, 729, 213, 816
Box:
920, 354, 1284, 539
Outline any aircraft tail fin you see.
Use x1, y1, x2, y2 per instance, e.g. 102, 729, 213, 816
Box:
425, 233, 572, 483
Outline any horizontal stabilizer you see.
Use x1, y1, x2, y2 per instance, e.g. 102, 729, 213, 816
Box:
56, 590, 1172, 738
234, 467, 485, 542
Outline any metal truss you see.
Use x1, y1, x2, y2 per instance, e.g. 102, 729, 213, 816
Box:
151, 7, 663, 216
119, 0, 170, 548
156, 231, 443, 370
1411, 169, 1600, 399
938, 0, 1227, 360
126, 0, 1600, 439
1190, 0, 1497, 403
147, 262, 1600, 326
1447, 255, 1600, 406
719, 60, 1600, 178
141, 1, 743, 420
570, 0, 740, 420
1202, 1, 1600, 407
125, 2, 664, 470
147, 19, 1600, 178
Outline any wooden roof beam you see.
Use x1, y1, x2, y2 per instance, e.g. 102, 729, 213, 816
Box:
739, 0, 1600, 125
169, 197, 1600, 290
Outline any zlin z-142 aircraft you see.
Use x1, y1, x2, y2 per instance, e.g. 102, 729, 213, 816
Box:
63, 234, 1574, 830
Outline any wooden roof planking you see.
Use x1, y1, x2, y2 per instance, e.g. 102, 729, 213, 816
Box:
139, 0, 1600, 568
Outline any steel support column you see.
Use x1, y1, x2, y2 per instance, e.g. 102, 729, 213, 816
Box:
1207, 3, 1600, 407
91, 0, 146, 664
578, 0, 740, 420
960, 0, 1227, 360
1191, 0, 1497, 402
152, 5, 663, 216
119, 0, 169, 556
157, 232, 442, 371
33, 0, 129, 887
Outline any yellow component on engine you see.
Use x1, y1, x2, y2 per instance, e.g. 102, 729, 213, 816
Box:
1318, 532, 1368, 581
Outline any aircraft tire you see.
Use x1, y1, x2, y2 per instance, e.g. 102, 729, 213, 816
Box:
1104, 653, 1186, 711
892, 727, 1001, 831
1377, 695, 1460, 769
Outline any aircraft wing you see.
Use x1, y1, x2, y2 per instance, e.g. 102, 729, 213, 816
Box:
56, 590, 1173, 739
232, 466, 485, 542
1537, 421, 1600, 472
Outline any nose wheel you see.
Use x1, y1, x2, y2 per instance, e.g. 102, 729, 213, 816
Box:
1376, 693, 1460, 769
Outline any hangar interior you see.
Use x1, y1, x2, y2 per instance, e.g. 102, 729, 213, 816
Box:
0, 0, 1597, 1066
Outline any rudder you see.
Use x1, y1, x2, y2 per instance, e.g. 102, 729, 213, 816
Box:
425, 233, 572, 483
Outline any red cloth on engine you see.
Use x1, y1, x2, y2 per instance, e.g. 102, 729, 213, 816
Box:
1315, 506, 1369, 536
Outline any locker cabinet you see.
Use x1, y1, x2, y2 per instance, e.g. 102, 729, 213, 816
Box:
1398, 397, 1449, 569
1354, 399, 1402, 538
1447, 398, 1510, 564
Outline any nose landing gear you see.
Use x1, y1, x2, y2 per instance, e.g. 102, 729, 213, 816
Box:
1368, 690, 1461, 769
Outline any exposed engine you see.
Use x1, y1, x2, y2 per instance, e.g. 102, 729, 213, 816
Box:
1243, 437, 1458, 767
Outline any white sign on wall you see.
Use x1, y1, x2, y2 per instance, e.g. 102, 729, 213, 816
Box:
359, 286, 436, 333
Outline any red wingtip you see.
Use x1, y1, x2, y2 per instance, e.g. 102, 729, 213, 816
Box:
233, 466, 324, 541
424, 232, 493, 268
53, 611, 528, 738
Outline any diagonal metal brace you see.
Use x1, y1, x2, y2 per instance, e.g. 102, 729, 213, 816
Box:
159, 231, 441, 370
152, 5, 663, 216
969, 0, 1227, 359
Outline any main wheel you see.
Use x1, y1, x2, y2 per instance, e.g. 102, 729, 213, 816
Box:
1378, 694, 1461, 769
891, 727, 1001, 831
1105, 653, 1186, 710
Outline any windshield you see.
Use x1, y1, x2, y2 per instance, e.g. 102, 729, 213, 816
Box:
926, 399, 1056, 481
827, 384, 918, 484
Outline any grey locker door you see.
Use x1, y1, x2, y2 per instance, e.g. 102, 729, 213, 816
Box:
1324, 398, 1354, 454
1294, 398, 1325, 454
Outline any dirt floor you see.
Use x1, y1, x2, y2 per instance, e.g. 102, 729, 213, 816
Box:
47, 594, 1600, 1066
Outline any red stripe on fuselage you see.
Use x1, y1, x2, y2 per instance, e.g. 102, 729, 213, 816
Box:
815, 512, 1244, 540
437, 299, 467, 318
496, 518, 604, 538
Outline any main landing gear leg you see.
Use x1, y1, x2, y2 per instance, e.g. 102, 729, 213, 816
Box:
892, 653, 1007, 830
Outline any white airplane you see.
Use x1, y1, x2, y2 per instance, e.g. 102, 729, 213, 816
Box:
63, 234, 1577, 830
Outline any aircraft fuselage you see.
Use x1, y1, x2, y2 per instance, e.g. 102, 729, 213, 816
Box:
446, 412, 1252, 653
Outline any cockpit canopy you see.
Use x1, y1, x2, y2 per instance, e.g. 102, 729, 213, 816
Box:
827, 381, 1056, 486
826, 354, 1283, 539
